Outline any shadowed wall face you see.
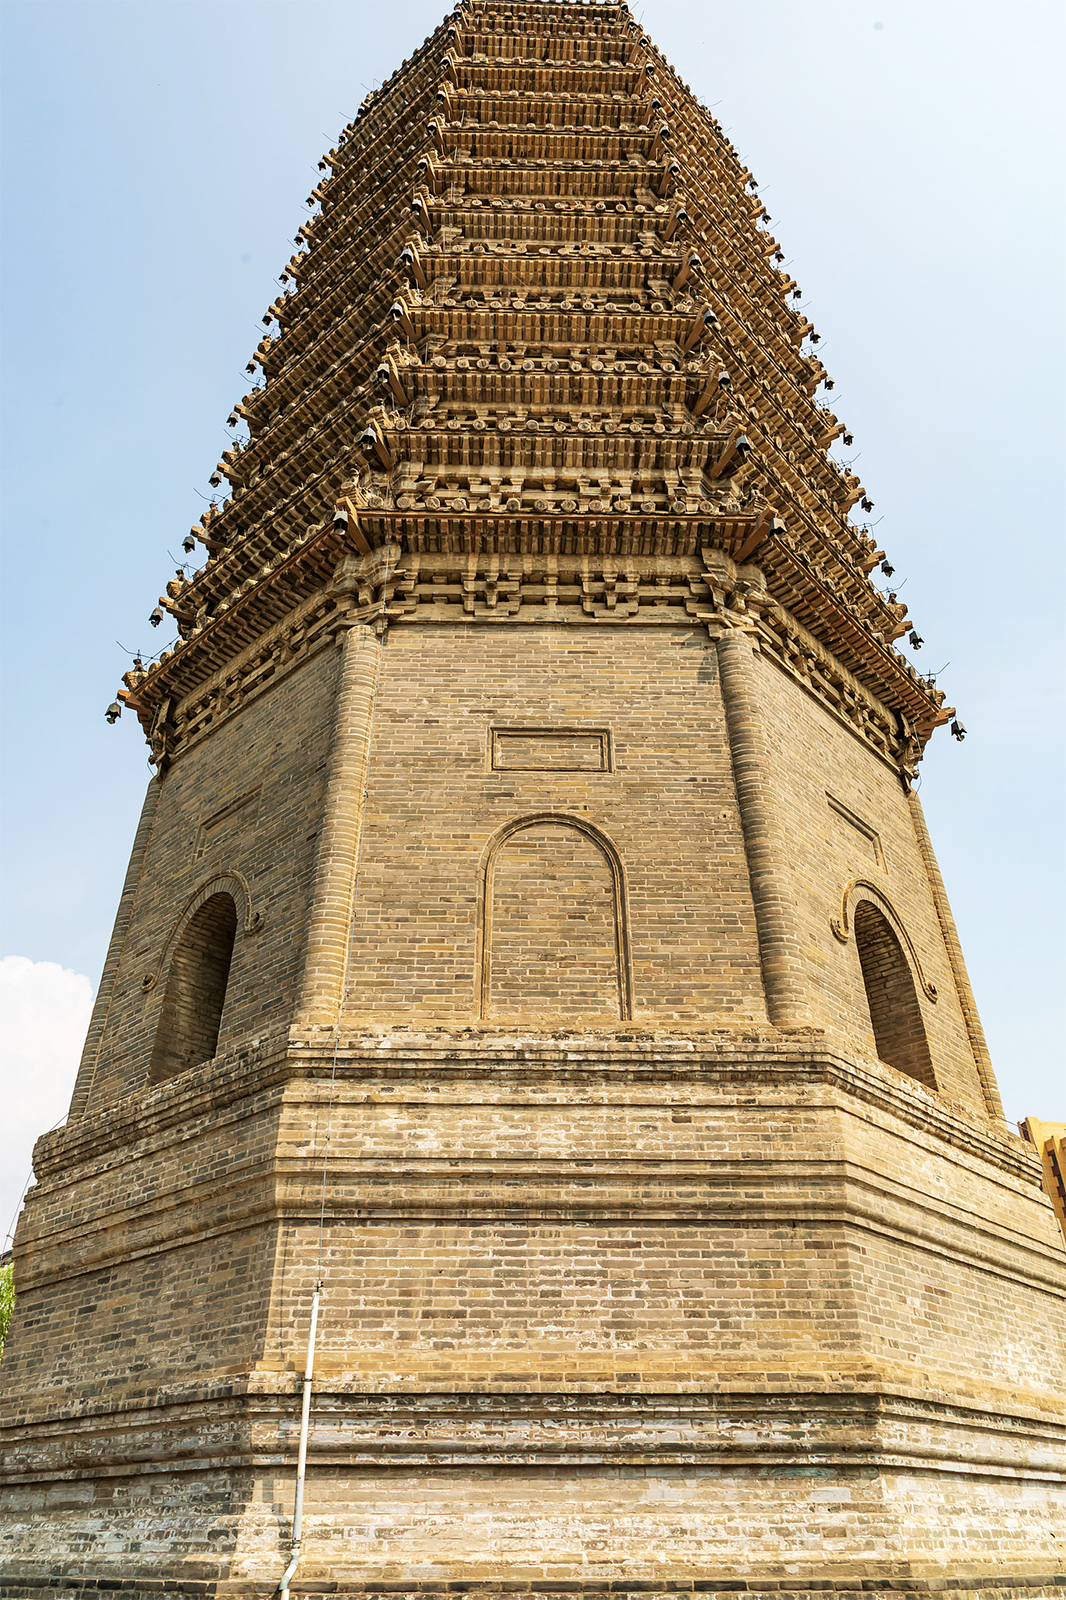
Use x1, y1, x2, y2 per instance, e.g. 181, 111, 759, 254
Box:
149, 892, 237, 1083
487, 823, 621, 1020
854, 898, 935, 1089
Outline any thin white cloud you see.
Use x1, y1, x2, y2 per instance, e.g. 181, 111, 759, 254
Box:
0, 957, 94, 1249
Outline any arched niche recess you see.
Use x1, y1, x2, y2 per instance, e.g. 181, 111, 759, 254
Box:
147, 871, 260, 1085
476, 814, 633, 1022
832, 878, 936, 1091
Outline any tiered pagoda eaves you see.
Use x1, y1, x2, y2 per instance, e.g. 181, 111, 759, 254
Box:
121, 0, 944, 782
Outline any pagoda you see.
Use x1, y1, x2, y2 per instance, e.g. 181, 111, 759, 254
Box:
2, 3, 1063, 1596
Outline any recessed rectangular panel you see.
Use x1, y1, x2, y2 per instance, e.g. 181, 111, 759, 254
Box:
491, 728, 611, 772
826, 791, 885, 870
196, 788, 261, 859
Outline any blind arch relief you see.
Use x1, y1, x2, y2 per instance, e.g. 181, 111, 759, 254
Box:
478, 815, 632, 1022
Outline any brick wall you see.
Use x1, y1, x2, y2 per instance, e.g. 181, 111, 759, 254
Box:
71, 643, 339, 1115
747, 645, 986, 1110
67, 619, 993, 1118
339, 623, 765, 1029
487, 821, 623, 1017
7, 613, 1059, 1589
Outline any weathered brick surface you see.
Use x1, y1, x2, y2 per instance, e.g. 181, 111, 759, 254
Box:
4, 1038, 1065, 1585
747, 647, 986, 1109
5, 617, 1063, 1582
65, 621, 998, 1120
338, 624, 760, 1027
3, 1583, 1065, 1600
488, 822, 621, 1016
69, 645, 339, 1111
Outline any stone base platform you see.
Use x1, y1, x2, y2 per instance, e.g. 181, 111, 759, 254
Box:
3, 1031, 1064, 1593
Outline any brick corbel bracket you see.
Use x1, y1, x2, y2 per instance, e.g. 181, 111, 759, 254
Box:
328, 537, 403, 632
698, 544, 768, 639
830, 875, 938, 1001
140, 869, 263, 995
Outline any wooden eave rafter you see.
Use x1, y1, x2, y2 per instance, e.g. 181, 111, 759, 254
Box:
121, 522, 355, 734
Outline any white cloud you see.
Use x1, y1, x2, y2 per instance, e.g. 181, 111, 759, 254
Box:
0, 957, 95, 1249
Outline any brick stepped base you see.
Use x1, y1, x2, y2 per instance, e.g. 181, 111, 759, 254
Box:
4, 1577, 1066, 1600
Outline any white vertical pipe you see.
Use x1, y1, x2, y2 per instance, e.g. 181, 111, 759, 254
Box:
278, 1282, 321, 1595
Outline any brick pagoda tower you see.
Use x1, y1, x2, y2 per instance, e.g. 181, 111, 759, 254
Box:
3, 3, 1064, 1596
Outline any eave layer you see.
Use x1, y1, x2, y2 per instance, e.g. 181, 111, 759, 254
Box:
121, 0, 947, 757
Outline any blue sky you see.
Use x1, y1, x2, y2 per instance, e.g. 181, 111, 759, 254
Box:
1, 0, 1063, 1226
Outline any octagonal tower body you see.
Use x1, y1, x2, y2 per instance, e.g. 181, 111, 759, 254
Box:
2, 4, 1063, 1597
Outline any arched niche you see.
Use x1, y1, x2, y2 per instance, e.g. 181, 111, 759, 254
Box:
146, 871, 261, 1085
831, 878, 936, 1091
477, 814, 633, 1022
